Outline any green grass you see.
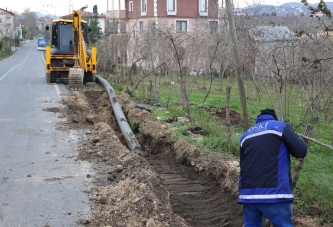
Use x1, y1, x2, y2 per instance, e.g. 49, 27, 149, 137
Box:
104, 73, 333, 224
294, 148, 333, 223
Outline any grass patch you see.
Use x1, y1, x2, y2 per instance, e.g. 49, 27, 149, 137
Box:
103, 73, 333, 224
294, 149, 333, 223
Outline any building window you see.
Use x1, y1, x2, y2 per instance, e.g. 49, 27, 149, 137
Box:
139, 21, 144, 33
219, 0, 224, 8
168, 0, 175, 11
129, 1, 134, 11
208, 21, 218, 33
131, 29, 136, 39
141, 0, 147, 16
176, 20, 187, 33
167, 0, 177, 15
199, 0, 208, 16
0, 18, 2, 23
200, 0, 207, 12
148, 20, 156, 32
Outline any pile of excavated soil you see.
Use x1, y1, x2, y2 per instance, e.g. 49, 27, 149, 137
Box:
45, 87, 320, 227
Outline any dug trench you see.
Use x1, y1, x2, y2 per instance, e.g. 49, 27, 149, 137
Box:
44, 89, 318, 227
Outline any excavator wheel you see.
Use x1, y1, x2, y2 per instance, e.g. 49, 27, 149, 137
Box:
83, 71, 95, 83
50, 72, 57, 83
46, 72, 57, 83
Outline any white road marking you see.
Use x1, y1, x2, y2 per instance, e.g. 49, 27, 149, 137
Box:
0, 44, 35, 82
41, 52, 61, 98
54, 83, 61, 98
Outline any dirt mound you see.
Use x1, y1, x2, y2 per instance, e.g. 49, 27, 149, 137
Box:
214, 107, 241, 125
51, 88, 320, 227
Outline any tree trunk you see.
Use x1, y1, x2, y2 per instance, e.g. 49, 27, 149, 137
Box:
226, 86, 232, 143
180, 74, 191, 120
166, 81, 174, 108
140, 67, 145, 99
225, 0, 249, 131
219, 62, 228, 92
155, 71, 161, 101
292, 124, 314, 189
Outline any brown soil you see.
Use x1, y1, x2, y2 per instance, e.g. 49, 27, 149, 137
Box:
45, 87, 321, 227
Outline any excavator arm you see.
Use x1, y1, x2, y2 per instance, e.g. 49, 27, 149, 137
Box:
69, 8, 96, 90
72, 10, 88, 71
68, 10, 86, 90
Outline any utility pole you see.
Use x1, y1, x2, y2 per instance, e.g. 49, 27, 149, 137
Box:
225, 0, 249, 131
69, 0, 73, 14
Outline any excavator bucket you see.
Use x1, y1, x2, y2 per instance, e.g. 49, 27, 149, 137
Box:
68, 68, 84, 90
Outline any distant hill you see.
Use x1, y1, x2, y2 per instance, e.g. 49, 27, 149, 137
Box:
237, 1, 333, 16
34, 12, 44, 17
32, 11, 58, 19
280, 2, 305, 7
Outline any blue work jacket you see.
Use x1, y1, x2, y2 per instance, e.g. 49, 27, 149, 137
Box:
238, 114, 307, 204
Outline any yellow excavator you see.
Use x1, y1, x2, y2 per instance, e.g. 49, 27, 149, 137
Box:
45, 7, 97, 90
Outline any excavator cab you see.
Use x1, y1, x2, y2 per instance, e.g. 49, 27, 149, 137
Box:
47, 21, 90, 55
45, 12, 97, 90
51, 21, 74, 54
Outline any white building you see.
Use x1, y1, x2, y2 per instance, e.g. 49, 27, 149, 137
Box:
0, 8, 16, 38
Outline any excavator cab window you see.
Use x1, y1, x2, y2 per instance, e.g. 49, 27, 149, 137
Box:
51, 21, 74, 54
51, 23, 58, 48
58, 22, 74, 54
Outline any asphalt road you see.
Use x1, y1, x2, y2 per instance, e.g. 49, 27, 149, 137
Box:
0, 41, 91, 226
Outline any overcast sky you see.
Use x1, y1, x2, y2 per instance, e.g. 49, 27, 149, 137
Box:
3, 0, 109, 16
233, 0, 320, 8
2, 0, 322, 17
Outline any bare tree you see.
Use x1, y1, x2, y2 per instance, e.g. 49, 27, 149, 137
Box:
19, 8, 38, 39
226, 0, 250, 131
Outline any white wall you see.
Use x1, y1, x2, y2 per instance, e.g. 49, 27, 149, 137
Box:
108, 0, 126, 11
